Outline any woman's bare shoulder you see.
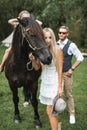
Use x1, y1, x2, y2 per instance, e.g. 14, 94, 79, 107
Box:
56, 45, 62, 51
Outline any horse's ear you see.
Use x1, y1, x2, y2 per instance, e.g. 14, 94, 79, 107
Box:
17, 17, 25, 26
30, 13, 35, 20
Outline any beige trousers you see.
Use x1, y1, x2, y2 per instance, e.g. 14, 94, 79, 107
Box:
63, 72, 75, 115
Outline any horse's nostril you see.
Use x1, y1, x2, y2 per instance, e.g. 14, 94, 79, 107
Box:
47, 56, 52, 63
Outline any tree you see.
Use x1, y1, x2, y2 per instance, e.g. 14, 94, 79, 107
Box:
0, 0, 87, 47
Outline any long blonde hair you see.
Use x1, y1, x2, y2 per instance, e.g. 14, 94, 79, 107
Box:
43, 27, 57, 65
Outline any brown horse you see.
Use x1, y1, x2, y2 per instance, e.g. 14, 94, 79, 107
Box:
5, 17, 52, 128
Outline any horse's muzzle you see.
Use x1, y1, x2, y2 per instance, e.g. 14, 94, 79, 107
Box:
40, 54, 52, 65
46, 55, 52, 64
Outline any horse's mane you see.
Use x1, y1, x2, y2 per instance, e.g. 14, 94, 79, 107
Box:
11, 24, 23, 57
28, 19, 44, 38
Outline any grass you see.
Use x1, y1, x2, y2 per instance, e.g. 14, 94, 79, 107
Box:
0, 45, 87, 130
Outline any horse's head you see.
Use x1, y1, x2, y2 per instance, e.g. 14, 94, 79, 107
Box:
17, 17, 52, 64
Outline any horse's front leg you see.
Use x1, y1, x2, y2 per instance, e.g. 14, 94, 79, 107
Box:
30, 81, 42, 128
23, 87, 31, 107
10, 85, 21, 123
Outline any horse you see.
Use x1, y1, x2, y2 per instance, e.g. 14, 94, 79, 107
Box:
5, 16, 52, 128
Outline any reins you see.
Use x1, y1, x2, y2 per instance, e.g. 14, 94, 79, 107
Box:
21, 25, 48, 71
26, 60, 33, 71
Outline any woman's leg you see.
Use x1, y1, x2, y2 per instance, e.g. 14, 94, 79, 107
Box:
46, 105, 59, 130
0, 47, 11, 72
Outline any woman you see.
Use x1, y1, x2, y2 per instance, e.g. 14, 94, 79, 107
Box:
0, 10, 42, 72
29, 27, 63, 130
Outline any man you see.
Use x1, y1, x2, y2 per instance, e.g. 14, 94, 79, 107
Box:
57, 26, 84, 124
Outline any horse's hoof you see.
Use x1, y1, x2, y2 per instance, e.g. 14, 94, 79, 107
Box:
14, 115, 21, 124
23, 101, 29, 107
14, 120, 20, 124
34, 119, 42, 129
35, 125, 40, 129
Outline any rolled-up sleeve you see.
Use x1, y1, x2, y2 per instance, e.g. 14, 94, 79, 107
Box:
68, 43, 84, 62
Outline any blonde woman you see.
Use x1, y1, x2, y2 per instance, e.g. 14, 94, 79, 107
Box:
29, 27, 63, 130
0, 10, 42, 72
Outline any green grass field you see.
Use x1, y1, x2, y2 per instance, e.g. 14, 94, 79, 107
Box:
0, 45, 87, 130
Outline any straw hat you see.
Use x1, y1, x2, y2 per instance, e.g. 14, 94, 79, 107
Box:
52, 96, 66, 116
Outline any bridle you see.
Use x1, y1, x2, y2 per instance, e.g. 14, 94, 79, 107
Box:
21, 25, 48, 71
21, 26, 48, 52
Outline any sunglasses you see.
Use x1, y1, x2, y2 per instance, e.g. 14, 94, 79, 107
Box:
58, 32, 67, 35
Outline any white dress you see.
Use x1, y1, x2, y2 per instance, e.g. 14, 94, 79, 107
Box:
39, 60, 59, 105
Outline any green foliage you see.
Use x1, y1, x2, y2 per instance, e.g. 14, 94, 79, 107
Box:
0, 0, 87, 47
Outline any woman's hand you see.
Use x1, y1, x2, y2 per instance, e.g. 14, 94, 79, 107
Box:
28, 53, 41, 70
58, 85, 62, 98
29, 53, 35, 61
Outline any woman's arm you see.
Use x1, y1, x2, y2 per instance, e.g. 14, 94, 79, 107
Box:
8, 18, 19, 27
29, 53, 41, 71
56, 46, 63, 97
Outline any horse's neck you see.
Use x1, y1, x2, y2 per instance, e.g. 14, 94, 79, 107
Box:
11, 24, 32, 61
12, 25, 23, 55
12, 25, 22, 49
